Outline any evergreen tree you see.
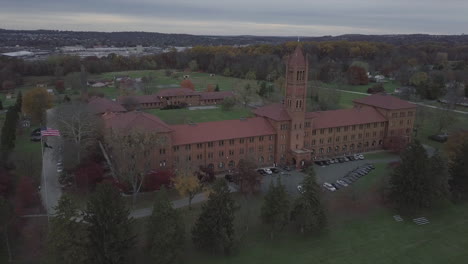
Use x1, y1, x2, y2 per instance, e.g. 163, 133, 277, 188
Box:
389, 140, 448, 210
83, 184, 135, 264
192, 179, 237, 255
146, 188, 184, 264
290, 167, 327, 234
48, 195, 87, 264
261, 177, 289, 239
0, 100, 3, 110
15, 91, 22, 112
215, 84, 220, 92
449, 142, 468, 201
1, 106, 19, 159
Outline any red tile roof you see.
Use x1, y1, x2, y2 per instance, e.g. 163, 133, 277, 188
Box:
353, 94, 416, 110
103, 111, 173, 133
170, 117, 276, 145
310, 107, 387, 129
88, 96, 126, 114
117, 95, 161, 104
200, 91, 235, 100
156, 88, 198, 97
253, 103, 291, 121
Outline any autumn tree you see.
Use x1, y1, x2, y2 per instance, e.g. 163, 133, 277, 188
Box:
83, 184, 134, 264
146, 188, 184, 264
172, 170, 202, 209
180, 79, 195, 91
261, 178, 290, 239
236, 158, 261, 194
290, 167, 327, 234
105, 130, 165, 207
235, 83, 255, 107
22, 87, 53, 124
221, 96, 236, 111
245, 70, 256, 80
388, 141, 449, 210
347, 66, 369, 85
448, 141, 468, 201
55, 102, 101, 163
48, 195, 87, 264
192, 179, 237, 255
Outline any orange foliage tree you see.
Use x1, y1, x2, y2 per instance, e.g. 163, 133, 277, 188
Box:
180, 79, 195, 91
347, 66, 369, 85
22, 87, 53, 124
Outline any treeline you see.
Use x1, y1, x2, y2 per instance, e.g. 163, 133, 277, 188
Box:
1, 41, 468, 99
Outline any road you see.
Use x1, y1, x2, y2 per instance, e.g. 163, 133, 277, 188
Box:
39, 108, 63, 216
316, 87, 468, 115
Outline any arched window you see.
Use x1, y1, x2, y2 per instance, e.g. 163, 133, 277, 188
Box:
327, 147, 332, 153
372, 140, 376, 146
379, 140, 383, 145
218, 162, 224, 168
342, 145, 347, 151
319, 148, 324, 153
228, 160, 235, 167
350, 144, 355, 150
335, 146, 339, 151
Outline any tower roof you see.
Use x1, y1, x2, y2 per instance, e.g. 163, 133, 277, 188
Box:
288, 45, 306, 67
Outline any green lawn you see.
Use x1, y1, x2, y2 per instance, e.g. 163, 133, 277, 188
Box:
320, 81, 400, 94
338, 92, 366, 108
146, 107, 254, 125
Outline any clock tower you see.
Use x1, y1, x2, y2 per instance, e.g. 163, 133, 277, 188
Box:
285, 45, 308, 151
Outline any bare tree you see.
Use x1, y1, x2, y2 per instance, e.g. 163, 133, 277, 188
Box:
105, 130, 165, 207
54, 102, 101, 163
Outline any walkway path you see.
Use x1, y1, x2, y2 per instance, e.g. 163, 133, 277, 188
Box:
316, 87, 468, 115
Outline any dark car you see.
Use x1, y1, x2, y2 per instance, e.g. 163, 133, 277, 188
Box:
225, 174, 234, 182
337, 157, 345, 163
314, 161, 322, 166
30, 135, 41, 142
342, 178, 353, 184
324, 160, 331, 165
347, 156, 355, 161
283, 166, 292, 171
257, 169, 266, 175
331, 183, 340, 190
30, 128, 41, 136
428, 134, 448, 143
270, 168, 280, 173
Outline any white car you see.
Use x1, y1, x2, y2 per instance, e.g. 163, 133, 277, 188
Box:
336, 179, 348, 187
323, 182, 337, 192
358, 154, 364, 160
57, 167, 63, 173
263, 168, 273, 175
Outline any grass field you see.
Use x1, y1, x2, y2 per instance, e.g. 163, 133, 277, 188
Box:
146, 107, 253, 125
320, 81, 400, 94
337, 92, 366, 108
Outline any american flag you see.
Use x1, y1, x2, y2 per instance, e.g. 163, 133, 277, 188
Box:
41, 128, 61, 137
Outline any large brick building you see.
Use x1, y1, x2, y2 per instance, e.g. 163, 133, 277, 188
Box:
103, 46, 416, 172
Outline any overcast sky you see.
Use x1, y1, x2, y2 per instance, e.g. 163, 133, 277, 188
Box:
1, 0, 467, 36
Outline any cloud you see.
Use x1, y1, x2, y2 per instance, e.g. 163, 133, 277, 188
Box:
0, 0, 467, 35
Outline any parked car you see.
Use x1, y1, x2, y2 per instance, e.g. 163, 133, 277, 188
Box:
347, 155, 355, 161
329, 159, 335, 164
357, 154, 364, 160
337, 157, 345, 163
323, 182, 337, 192
324, 160, 331, 165
429, 133, 448, 143
270, 168, 280, 173
57, 166, 63, 173
225, 174, 234, 182
336, 179, 348, 187
264, 168, 273, 175
314, 161, 322, 166
331, 183, 340, 190
283, 166, 292, 171
344, 157, 349, 162
342, 178, 353, 184
30, 135, 41, 142
257, 169, 266, 175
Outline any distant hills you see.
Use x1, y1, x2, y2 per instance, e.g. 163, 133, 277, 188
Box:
1, 29, 468, 49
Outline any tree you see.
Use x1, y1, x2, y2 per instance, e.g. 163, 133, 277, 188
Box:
235, 83, 255, 107
1, 106, 19, 159
215, 84, 220, 92
0, 197, 12, 262
105, 130, 165, 207
347, 66, 369, 85
448, 141, 468, 201
220, 96, 236, 111
74, 161, 105, 192
83, 184, 134, 264
261, 178, 290, 239
192, 179, 237, 255
146, 188, 184, 264
48, 196, 87, 264
290, 167, 326, 234
172, 170, 201, 209
388, 141, 449, 210
236, 159, 261, 194
15, 91, 22, 112
188, 60, 198, 71
14, 176, 39, 215
55, 80, 65, 94
22, 87, 53, 124
245, 71, 256, 80
0, 100, 3, 110
180, 79, 195, 91
435, 106, 457, 133
55, 102, 100, 163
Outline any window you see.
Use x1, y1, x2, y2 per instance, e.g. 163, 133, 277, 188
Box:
229, 150, 234, 156
392, 113, 398, 118
249, 147, 254, 153
312, 139, 316, 145
374, 123, 378, 128
344, 126, 349, 132
197, 154, 203, 160
186, 155, 191, 161
351, 135, 355, 140
249, 137, 254, 143
319, 139, 324, 144
327, 137, 332, 143
337, 127, 341, 132
366, 124, 370, 128
343, 135, 348, 141
328, 128, 333, 133
352, 125, 356, 131
327, 147, 331, 153
196, 143, 203, 149
240, 138, 245, 144
359, 124, 363, 130
320, 129, 325, 134
312, 130, 317, 135
159, 160, 166, 167
229, 139, 235, 145
258, 146, 263, 152
208, 152, 213, 159
219, 140, 224, 146
294, 124, 297, 130
219, 151, 224, 157
336, 136, 340, 142
319, 148, 324, 153
240, 148, 244, 154
207, 142, 214, 148
408, 111, 413, 116
365, 132, 369, 138
335, 146, 339, 151
185, 145, 191, 150
305, 132, 309, 137
381, 122, 385, 127
373, 131, 377, 137
305, 122, 311, 128
219, 162, 224, 168
407, 119, 411, 125
159, 148, 166, 155
400, 112, 406, 117
269, 135, 273, 140
173, 146, 179, 152
269, 144, 273, 151
358, 134, 362, 139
